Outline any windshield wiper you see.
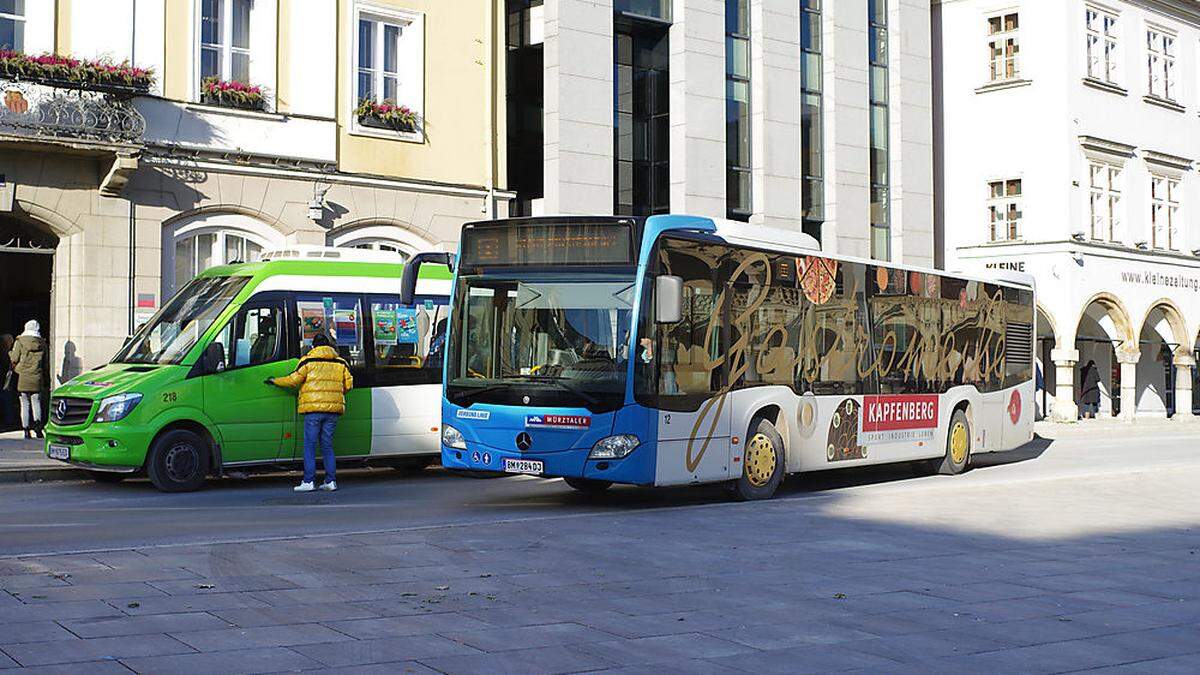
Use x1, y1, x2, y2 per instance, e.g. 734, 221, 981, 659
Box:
504, 374, 602, 408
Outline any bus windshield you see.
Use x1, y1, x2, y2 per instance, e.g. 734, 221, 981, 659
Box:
446, 273, 637, 412
114, 275, 250, 365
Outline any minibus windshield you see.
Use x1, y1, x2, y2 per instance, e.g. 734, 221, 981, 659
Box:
446, 273, 637, 412
114, 276, 250, 365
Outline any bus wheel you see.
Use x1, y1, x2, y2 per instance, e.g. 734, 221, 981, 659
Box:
146, 429, 210, 493
563, 477, 613, 493
939, 410, 971, 475
88, 471, 127, 484
731, 418, 785, 501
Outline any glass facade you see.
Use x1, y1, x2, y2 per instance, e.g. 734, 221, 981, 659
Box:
614, 19, 670, 216
800, 0, 824, 241
614, 0, 671, 21
726, 0, 751, 221
868, 0, 890, 260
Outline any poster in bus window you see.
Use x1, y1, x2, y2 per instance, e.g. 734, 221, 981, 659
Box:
373, 307, 399, 346
333, 309, 358, 346
396, 308, 419, 344
298, 303, 326, 343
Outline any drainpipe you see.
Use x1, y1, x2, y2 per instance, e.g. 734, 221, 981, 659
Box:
128, 200, 136, 336
484, 0, 497, 219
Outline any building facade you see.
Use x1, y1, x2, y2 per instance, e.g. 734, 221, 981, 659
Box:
935, 0, 1200, 420
0, 0, 510, 381
503, 0, 935, 265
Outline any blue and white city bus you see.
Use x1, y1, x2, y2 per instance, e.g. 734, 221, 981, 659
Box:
408, 215, 1035, 500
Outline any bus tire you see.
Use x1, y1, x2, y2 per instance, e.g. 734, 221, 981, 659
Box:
146, 429, 210, 493
563, 477, 613, 493
731, 418, 785, 501
939, 410, 971, 475
88, 471, 127, 484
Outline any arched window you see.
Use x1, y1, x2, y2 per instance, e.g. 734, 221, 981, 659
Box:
163, 213, 283, 296
327, 223, 433, 261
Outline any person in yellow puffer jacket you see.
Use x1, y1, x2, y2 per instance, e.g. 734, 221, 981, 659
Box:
268, 333, 353, 492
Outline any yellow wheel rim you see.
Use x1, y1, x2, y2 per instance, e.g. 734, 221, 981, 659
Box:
744, 433, 777, 488
949, 422, 968, 464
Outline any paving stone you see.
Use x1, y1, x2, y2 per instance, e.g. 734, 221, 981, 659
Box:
419, 642, 619, 675
168, 622, 353, 651
0, 662, 132, 675
61, 611, 229, 638
708, 642, 901, 673
318, 662, 443, 675
0, 651, 15, 669
442, 622, 619, 652
2, 633, 194, 666
149, 575, 301, 596
713, 620, 879, 650
574, 633, 757, 666
0, 601, 125, 625
211, 603, 383, 628
6, 583, 164, 603
326, 612, 493, 639
106, 592, 272, 616
0, 620, 78, 645
119, 646, 322, 674
292, 634, 481, 667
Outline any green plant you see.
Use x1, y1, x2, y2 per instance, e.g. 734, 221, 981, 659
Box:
355, 98, 418, 131
0, 50, 154, 90
201, 76, 265, 109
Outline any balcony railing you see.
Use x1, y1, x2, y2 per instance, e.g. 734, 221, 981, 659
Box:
0, 78, 146, 145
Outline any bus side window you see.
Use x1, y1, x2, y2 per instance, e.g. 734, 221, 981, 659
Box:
295, 294, 366, 369
369, 296, 449, 386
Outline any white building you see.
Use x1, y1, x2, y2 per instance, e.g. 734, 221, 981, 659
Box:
935, 0, 1200, 421
505, 0, 936, 266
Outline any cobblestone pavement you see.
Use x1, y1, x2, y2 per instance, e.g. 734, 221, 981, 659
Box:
0, 433, 1198, 673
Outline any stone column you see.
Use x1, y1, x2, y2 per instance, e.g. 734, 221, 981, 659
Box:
748, 0, 801, 230
543, 0, 614, 215
1174, 352, 1195, 418
669, 0, 725, 218
1116, 345, 1140, 422
1050, 348, 1078, 422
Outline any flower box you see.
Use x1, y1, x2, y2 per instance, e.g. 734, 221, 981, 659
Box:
355, 99, 418, 133
200, 77, 266, 111
0, 50, 153, 95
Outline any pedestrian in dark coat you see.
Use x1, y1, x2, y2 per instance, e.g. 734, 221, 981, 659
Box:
1079, 360, 1101, 419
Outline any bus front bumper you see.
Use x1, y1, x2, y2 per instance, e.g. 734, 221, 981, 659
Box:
441, 441, 653, 485
43, 423, 150, 473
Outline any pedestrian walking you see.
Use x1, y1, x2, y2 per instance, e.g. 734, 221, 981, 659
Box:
267, 333, 353, 492
0, 333, 15, 430
8, 321, 46, 439
1079, 359, 1101, 419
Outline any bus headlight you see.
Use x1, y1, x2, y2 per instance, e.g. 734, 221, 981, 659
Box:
93, 393, 142, 423
589, 435, 640, 460
441, 424, 467, 450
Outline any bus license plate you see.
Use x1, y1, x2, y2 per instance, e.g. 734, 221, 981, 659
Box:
503, 458, 543, 475
48, 444, 70, 461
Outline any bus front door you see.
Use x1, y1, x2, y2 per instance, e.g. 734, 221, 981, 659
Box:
203, 302, 296, 464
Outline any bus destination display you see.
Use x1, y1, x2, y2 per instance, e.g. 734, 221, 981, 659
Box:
462, 223, 633, 267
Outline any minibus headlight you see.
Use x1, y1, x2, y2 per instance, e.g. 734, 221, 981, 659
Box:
441, 424, 467, 450
94, 393, 143, 423
589, 434, 640, 460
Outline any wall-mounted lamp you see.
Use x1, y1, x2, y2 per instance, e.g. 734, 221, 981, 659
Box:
1134, 240, 1149, 250
308, 182, 331, 222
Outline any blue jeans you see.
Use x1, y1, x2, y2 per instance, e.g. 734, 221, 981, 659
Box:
302, 413, 339, 484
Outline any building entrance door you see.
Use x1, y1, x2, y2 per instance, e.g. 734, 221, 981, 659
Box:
0, 219, 56, 430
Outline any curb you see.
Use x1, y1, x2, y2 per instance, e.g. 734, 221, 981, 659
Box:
0, 467, 87, 484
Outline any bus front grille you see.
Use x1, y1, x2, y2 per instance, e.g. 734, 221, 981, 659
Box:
50, 397, 93, 426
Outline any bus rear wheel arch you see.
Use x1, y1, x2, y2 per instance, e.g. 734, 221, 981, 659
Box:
731, 415, 786, 501
939, 407, 972, 475
145, 427, 212, 493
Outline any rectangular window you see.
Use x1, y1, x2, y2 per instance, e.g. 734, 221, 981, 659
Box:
726, 0, 751, 221
1150, 174, 1179, 250
801, 0, 824, 240
1088, 162, 1122, 242
357, 15, 404, 104
0, 0, 24, 52
614, 0, 671, 21
296, 294, 366, 369
614, 20, 670, 216
369, 296, 449, 386
987, 179, 1022, 242
1147, 27, 1176, 100
1085, 7, 1119, 83
987, 12, 1020, 82
200, 0, 252, 84
869, 0, 890, 260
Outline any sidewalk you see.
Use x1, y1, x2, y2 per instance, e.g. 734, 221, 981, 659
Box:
0, 430, 83, 483
1034, 414, 1200, 440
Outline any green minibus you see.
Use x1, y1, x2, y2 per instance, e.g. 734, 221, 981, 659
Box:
43, 247, 453, 492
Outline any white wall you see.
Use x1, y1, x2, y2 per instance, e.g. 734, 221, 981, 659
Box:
283, 0, 335, 117
23, 0, 55, 53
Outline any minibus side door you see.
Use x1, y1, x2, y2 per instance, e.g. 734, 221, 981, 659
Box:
202, 294, 296, 464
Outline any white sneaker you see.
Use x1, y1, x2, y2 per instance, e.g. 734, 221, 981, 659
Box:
319, 481, 337, 492
294, 481, 315, 492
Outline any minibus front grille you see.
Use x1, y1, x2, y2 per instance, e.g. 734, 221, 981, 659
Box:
50, 397, 93, 426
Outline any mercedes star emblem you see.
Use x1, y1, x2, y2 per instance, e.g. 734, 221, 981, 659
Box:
516, 432, 533, 451
522, 395, 531, 405
55, 399, 68, 420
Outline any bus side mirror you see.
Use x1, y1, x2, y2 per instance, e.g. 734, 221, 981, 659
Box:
401, 252, 456, 307
655, 275, 683, 324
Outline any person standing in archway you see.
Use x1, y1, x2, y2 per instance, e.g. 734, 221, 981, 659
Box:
1079, 359, 1101, 420
9, 320, 46, 438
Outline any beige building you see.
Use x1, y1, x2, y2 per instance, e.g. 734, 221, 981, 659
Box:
0, 0, 509, 382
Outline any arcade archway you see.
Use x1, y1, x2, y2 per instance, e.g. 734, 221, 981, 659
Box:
0, 217, 57, 430
1136, 302, 1189, 417
1072, 294, 1134, 419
